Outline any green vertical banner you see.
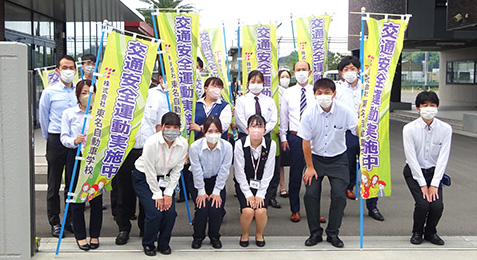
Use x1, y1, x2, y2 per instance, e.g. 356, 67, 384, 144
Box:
241, 24, 280, 155
296, 15, 331, 84
199, 28, 231, 104
72, 31, 157, 203
157, 12, 200, 144
359, 18, 409, 199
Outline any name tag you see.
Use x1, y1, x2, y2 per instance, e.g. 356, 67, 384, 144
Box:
250, 179, 260, 189
159, 176, 170, 188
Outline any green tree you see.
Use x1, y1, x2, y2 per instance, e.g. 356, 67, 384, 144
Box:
138, 0, 195, 28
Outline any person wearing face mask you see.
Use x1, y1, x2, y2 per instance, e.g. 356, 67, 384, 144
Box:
235, 70, 278, 140
189, 116, 233, 249
234, 114, 276, 248
402, 91, 451, 246
39, 55, 77, 237
279, 61, 326, 224
334, 56, 384, 221
81, 54, 96, 81
113, 72, 170, 246
190, 77, 232, 140
60, 80, 101, 251
132, 112, 188, 256
277, 70, 291, 198
298, 78, 358, 248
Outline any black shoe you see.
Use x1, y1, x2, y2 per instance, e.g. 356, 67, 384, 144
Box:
115, 231, 129, 245
410, 232, 423, 245
51, 224, 63, 238
255, 237, 265, 247
270, 198, 281, 209
210, 238, 222, 249
158, 245, 172, 255
191, 238, 202, 249
65, 222, 74, 233
368, 208, 384, 221
305, 234, 323, 246
424, 234, 445, 245
102, 203, 107, 210
239, 235, 249, 247
130, 215, 137, 220
76, 240, 90, 251
326, 235, 344, 248
177, 197, 185, 203
143, 245, 156, 256
89, 239, 99, 249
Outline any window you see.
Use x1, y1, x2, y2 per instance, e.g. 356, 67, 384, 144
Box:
446, 60, 476, 84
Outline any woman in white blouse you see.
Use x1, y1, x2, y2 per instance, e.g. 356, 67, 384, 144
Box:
234, 114, 276, 248
60, 79, 100, 251
132, 112, 188, 256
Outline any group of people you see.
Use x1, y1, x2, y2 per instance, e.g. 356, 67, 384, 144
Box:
39, 53, 452, 256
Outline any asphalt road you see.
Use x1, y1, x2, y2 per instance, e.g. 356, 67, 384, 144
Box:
34, 119, 477, 239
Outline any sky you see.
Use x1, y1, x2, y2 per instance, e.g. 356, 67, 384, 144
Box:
122, 0, 350, 56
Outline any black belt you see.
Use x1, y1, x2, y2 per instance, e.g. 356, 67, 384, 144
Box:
313, 152, 345, 160
421, 167, 435, 174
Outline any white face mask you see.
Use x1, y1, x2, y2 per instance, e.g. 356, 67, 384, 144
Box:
249, 84, 263, 94
279, 78, 290, 88
60, 69, 76, 84
295, 71, 310, 84
205, 133, 221, 144
419, 107, 438, 120
316, 94, 333, 109
249, 127, 263, 140
84, 65, 95, 77
343, 71, 358, 83
208, 87, 222, 100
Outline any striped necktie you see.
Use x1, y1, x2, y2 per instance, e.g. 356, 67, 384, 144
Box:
300, 87, 307, 118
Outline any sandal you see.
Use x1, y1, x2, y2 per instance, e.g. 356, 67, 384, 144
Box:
280, 189, 289, 198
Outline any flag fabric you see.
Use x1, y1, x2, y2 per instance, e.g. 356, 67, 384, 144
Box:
38, 68, 79, 88
199, 28, 231, 104
241, 24, 280, 155
359, 18, 409, 199
72, 31, 157, 203
296, 15, 332, 84
157, 12, 200, 143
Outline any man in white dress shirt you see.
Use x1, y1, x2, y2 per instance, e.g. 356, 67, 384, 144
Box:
334, 56, 384, 221
298, 78, 357, 248
403, 91, 452, 246
280, 61, 325, 223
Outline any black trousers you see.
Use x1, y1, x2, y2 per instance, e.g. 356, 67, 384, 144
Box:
403, 164, 443, 236
46, 134, 72, 226
190, 176, 226, 240
288, 133, 306, 213
65, 148, 103, 240
179, 164, 192, 200
113, 148, 145, 233
132, 169, 177, 248
304, 153, 349, 237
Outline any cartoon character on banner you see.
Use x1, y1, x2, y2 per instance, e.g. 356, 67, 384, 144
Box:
361, 171, 371, 199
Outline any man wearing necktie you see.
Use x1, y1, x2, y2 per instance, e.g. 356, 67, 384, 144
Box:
279, 61, 325, 223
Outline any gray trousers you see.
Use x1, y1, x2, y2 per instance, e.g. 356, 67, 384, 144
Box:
304, 153, 349, 237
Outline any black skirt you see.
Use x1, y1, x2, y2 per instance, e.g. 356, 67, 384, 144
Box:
234, 180, 271, 209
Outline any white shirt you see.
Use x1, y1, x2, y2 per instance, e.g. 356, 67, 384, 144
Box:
189, 138, 233, 196
403, 117, 452, 187
135, 132, 188, 199
334, 80, 362, 114
298, 100, 358, 157
134, 87, 170, 149
279, 84, 315, 141
235, 92, 278, 135
196, 97, 232, 133
234, 136, 276, 199
60, 106, 91, 153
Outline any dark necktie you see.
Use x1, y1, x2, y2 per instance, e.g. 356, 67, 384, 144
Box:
300, 87, 307, 118
254, 96, 262, 116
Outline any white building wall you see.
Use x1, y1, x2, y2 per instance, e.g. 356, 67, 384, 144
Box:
439, 46, 477, 106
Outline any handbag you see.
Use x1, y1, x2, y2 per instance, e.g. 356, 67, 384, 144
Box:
441, 174, 451, 186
